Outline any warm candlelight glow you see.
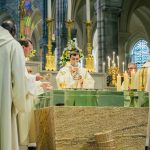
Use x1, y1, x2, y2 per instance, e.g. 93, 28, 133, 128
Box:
67, 0, 72, 20
117, 74, 121, 91
47, 0, 52, 18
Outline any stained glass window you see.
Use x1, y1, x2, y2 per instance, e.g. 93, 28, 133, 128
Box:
24, 0, 33, 37
131, 39, 150, 69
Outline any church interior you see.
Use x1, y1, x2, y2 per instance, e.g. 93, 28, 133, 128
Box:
0, 0, 150, 150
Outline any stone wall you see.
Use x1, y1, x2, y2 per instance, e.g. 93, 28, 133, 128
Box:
35, 107, 149, 150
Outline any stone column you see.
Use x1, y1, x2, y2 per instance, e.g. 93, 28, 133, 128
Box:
55, 0, 67, 70
41, 0, 48, 69
97, 0, 122, 71
118, 32, 130, 72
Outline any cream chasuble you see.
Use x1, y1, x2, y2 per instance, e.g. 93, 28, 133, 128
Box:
56, 63, 95, 89
134, 62, 150, 92
0, 26, 26, 150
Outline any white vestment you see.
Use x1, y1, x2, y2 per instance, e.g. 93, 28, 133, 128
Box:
0, 26, 26, 150
18, 69, 44, 145
56, 63, 95, 89
134, 62, 150, 92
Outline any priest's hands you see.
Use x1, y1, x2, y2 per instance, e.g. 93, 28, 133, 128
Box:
40, 82, 53, 90
35, 73, 43, 81
77, 77, 83, 88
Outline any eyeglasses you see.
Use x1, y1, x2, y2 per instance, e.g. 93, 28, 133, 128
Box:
71, 58, 80, 61
128, 68, 136, 70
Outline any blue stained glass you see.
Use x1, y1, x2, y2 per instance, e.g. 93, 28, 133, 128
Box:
131, 40, 150, 69
24, 0, 33, 16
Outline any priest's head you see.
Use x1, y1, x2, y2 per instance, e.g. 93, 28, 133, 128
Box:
19, 39, 32, 57
128, 63, 137, 76
70, 50, 80, 67
1, 20, 16, 37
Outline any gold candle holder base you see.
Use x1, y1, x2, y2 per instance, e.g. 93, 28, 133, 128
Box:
85, 21, 94, 72
108, 66, 119, 87
45, 18, 56, 71
45, 54, 56, 71
85, 55, 95, 72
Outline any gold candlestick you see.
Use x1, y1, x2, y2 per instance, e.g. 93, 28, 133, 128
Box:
85, 21, 94, 72
108, 66, 119, 86
45, 19, 56, 71
66, 20, 74, 45
19, 0, 25, 38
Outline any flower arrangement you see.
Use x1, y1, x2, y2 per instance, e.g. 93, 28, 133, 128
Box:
29, 49, 36, 58
60, 40, 84, 66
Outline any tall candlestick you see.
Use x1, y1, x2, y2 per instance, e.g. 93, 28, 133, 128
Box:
47, 0, 52, 18
117, 56, 119, 68
86, 0, 90, 21
124, 71, 129, 91
103, 62, 105, 73
67, 0, 71, 20
122, 62, 125, 72
117, 74, 121, 91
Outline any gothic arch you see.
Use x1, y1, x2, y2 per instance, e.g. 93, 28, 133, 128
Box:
119, 0, 150, 64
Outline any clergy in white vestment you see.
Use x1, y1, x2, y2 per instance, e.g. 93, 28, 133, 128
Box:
18, 39, 52, 146
134, 57, 150, 92
56, 50, 95, 89
0, 24, 26, 150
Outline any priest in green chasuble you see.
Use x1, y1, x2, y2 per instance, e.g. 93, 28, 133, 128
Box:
56, 42, 94, 89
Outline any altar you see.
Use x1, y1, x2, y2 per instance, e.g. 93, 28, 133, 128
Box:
35, 106, 149, 150
35, 90, 149, 108
26, 62, 149, 150
33, 89, 149, 150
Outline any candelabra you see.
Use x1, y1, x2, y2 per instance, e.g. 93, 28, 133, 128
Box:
108, 65, 119, 86
45, 19, 56, 71
85, 21, 94, 72
66, 20, 74, 45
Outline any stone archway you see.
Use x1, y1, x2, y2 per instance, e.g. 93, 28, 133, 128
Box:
119, 0, 150, 68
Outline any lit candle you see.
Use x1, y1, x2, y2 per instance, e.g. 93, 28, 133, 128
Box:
86, 0, 90, 21
47, 0, 52, 18
67, 0, 72, 20
130, 69, 135, 89
113, 51, 115, 63
117, 56, 119, 68
122, 62, 125, 72
123, 71, 129, 91
112, 60, 114, 66
103, 62, 105, 73
117, 74, 121, 91
107, 56, 110, 68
